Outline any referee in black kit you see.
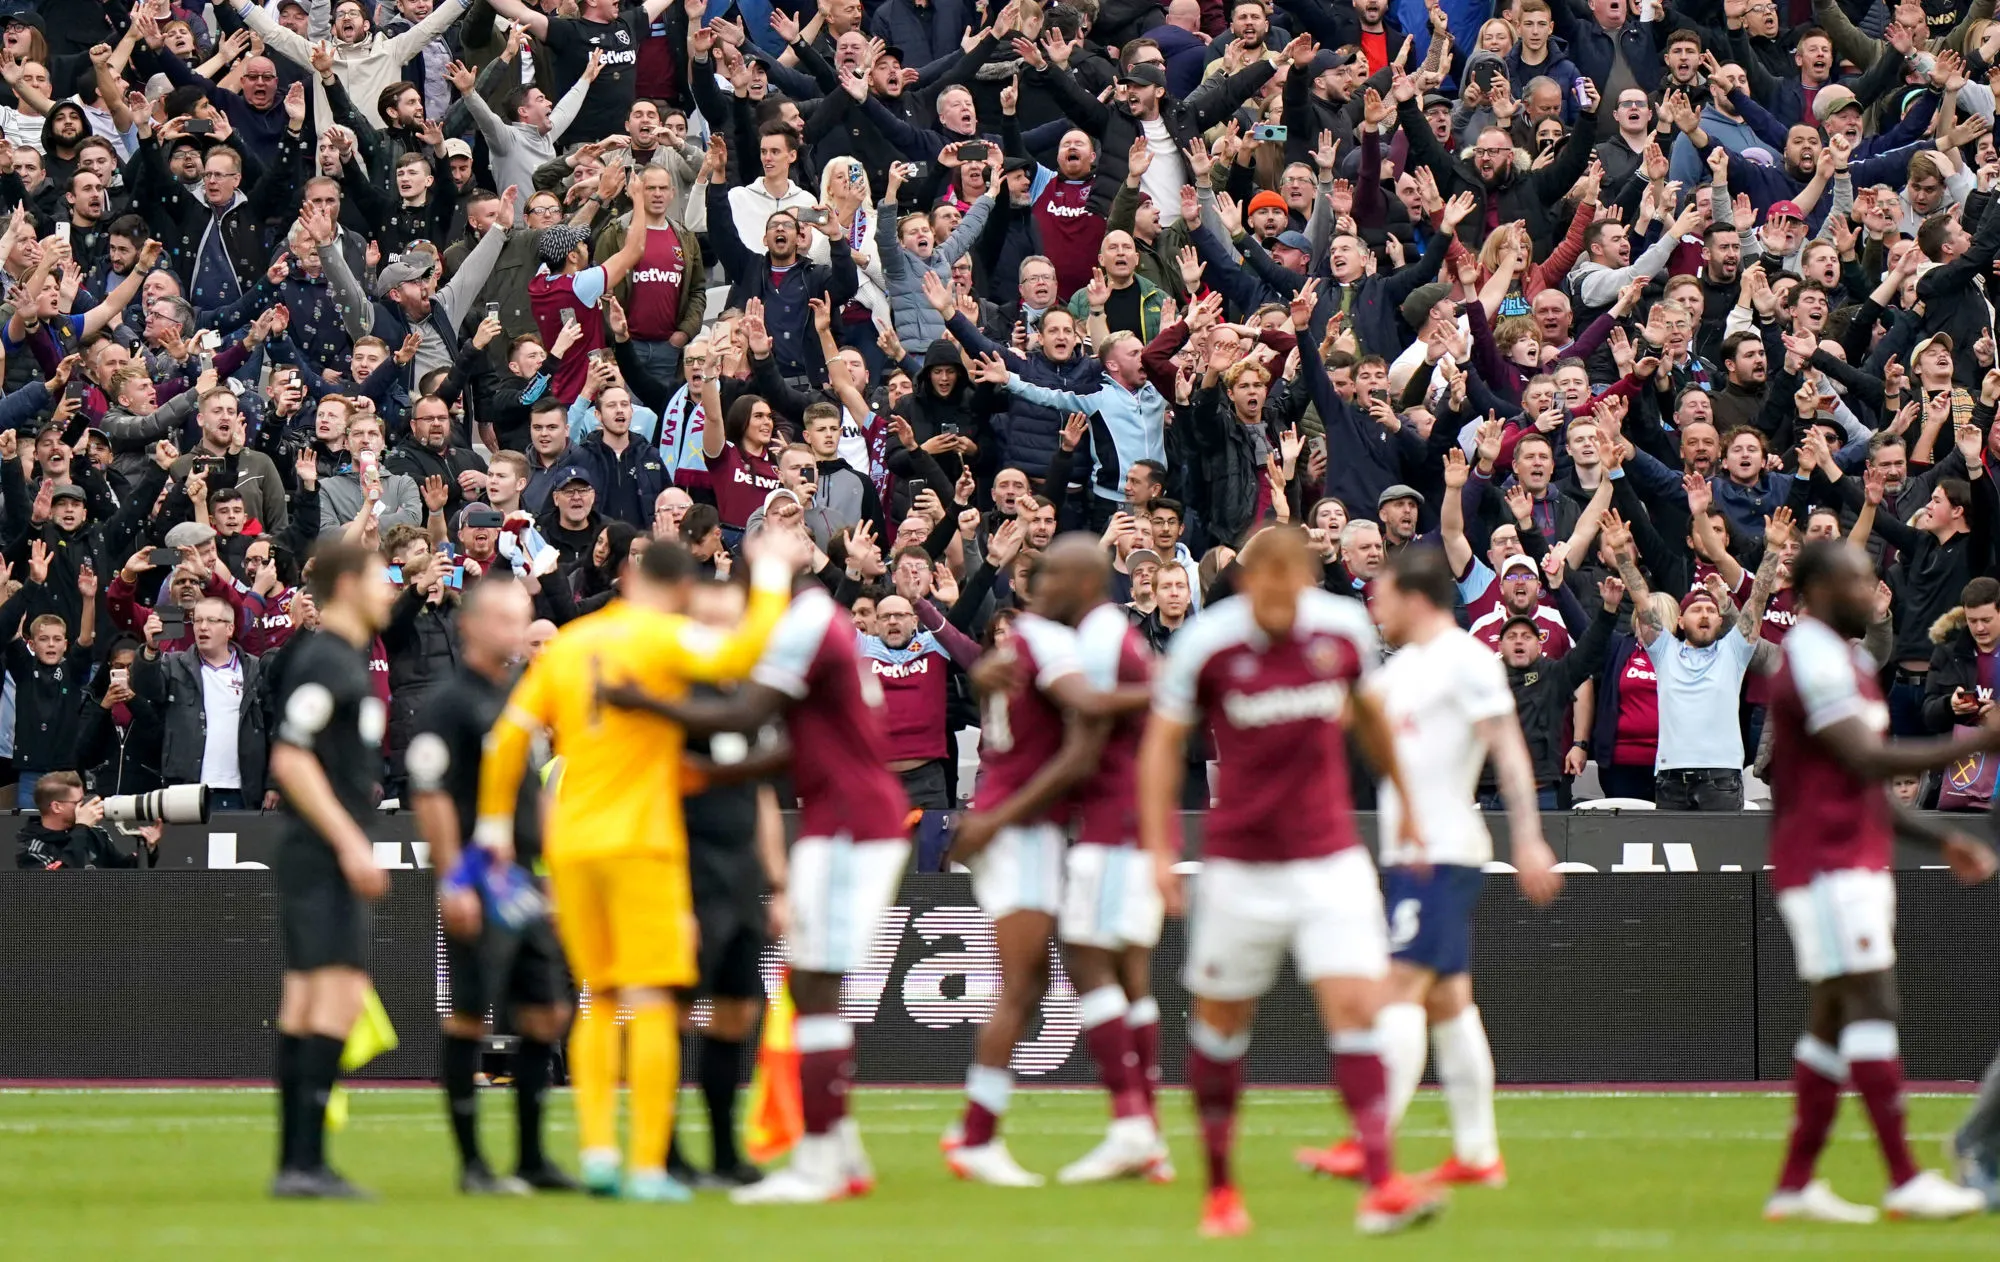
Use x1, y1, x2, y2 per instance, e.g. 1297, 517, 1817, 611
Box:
405, 578, 577, 1196
663, 576, 792, 1191
267, 542, 396, 1200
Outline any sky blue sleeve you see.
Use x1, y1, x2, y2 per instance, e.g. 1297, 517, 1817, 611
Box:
571, 266, 608, 308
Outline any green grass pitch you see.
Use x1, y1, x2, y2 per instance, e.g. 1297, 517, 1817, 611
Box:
3, 1086, 1997, 1259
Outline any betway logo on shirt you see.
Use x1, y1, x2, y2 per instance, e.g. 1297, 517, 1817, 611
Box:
1041, 202, 1096, 220
591, 47, 637, 67
873, 656, 933, 681
632, 266, 683, 285
1221, 681, 1347, 728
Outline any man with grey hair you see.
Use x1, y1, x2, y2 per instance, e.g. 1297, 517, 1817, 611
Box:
1337, 519, 1386, 596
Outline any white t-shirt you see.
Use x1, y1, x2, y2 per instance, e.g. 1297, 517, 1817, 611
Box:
199, 654, 246, 790
1138, 117, 1189, 226
1369, 627, 1516, 867
0, 105, 42, 153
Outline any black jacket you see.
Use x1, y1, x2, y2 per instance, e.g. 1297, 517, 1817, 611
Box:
16, 819, 153, 869
72, 674, 166, 797
382, 585, 462, 759
384, 436, 488, 522
1921, 608, 1991, 734
135, 646, 271, 801
2, 619, 96, 776
1874, 454, 1997, 665
131, 137, 277, 307
1394, 96, 1599, 253
1502, 606, 1615, 786
705, 183, 860, 384
575, 430, 672, 530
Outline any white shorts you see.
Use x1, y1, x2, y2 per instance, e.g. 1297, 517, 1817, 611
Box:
1060, 843, 1163, 950
1183, 848, 1389, 1000
968, 822, 1065, 921
786, 835, 911, 974
1777, 868, 1897, 982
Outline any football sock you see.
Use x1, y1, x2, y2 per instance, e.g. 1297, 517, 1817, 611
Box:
1188, 1019, 1248, 1193
1126, 997, 1161, 1119
626, 1001, 678, 1174
1078, 986, 1147, 1121
1955, 1044, 2000, 1160
1777, 1035, 1845, 1193
1432, 1006, 1499, 1168
698, 1034, 746, 1171
1377, 1002, 1428, 1130
275, 1032, 303, 1172
1331, 1029, 1393, 1187
442, 1034, 485, 1170
797, 1015, 855, 1137
513, 1037, 553, 1173
568, 1002, 620, 1157
1843, 1021, 1919, 1188
962, 1064, 1013, 1147
296, 1034, 345, 1173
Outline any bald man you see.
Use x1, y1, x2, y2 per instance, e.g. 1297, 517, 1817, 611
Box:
861, 593, 980, 810
1067, 230, 1166, 343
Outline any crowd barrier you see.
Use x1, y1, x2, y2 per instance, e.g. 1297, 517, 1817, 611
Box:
4, 813, 1999, 1084
142, 810, 1970, 874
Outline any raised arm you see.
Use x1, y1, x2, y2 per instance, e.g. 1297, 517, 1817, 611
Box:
1601, 510, 1661, 647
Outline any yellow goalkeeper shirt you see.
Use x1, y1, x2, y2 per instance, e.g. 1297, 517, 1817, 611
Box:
476, 563, 791, 864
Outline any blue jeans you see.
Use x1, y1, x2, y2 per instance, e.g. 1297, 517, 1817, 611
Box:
209, 789, 246, 812
1888, 678, 1929, 737
627, 339, 682, 395
16, 771, 35, 809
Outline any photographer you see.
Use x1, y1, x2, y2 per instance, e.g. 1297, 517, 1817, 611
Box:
15, 772, 161, 870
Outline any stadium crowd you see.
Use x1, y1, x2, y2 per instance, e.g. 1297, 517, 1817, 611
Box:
10, 0, 2000, 866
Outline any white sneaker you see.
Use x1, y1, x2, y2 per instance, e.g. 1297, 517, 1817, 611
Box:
1884, 1170, 1987, 1220
1764, 1179, 1880, 1224
730, 1138, 846, 1205
1058, 1117, 1160, 1184
834, 1117, 875, 1196
947, 1138, 1046, 1187
1146, 1137, 1176, 1184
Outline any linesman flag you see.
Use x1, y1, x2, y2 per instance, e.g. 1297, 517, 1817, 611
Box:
744, 971, 803, 1164
325, 984, 400, 1132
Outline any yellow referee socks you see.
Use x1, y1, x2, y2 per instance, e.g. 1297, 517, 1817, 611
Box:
570, 1001, 621, 1156
627, 998, 679, 1172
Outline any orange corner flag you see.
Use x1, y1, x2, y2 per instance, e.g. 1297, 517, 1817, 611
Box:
744, 969, 803, 1165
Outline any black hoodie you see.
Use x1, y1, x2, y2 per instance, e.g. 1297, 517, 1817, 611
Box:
887, 341, 989, 515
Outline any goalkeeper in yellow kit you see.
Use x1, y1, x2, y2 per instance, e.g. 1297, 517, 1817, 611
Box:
475, 531, 808, 1201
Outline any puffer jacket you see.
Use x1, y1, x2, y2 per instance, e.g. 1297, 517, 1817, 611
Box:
939, 310, 1104, 480
1921, 607, 1991, 734
877, 191, 996, 353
